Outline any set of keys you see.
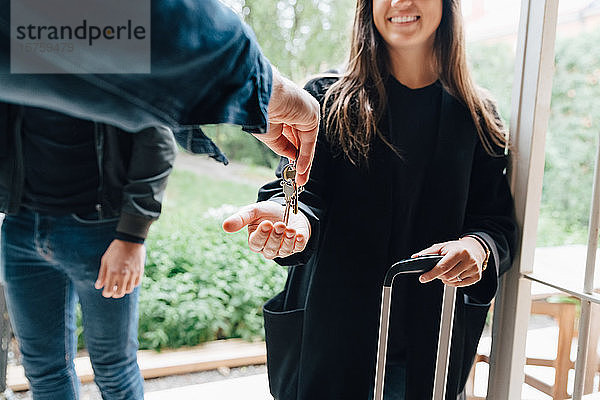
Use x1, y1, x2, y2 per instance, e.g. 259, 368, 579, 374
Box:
280, 156, 304, 225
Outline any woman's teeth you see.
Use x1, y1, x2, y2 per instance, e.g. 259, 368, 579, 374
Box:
390, 16, 419, 24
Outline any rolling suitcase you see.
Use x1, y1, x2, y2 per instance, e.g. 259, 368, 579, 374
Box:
373, 255, 457, 400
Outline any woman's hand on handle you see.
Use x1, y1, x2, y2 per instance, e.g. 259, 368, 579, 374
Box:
222, 201, 311, 260
412, 237, 487, 287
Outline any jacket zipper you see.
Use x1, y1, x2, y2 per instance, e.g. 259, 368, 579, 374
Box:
94, 123, 104, 219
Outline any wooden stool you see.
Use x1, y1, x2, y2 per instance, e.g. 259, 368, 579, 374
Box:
525, 297, 576, 399
467, 296, 600, 400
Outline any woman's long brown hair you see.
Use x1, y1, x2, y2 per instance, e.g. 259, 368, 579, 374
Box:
323, 0, 508, 165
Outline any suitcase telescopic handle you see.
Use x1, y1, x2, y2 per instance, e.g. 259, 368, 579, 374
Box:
374, 255, 456, 400
383, 255, 443, 286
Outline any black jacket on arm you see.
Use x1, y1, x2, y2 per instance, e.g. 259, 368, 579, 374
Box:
259, 77, 517, 400
0, 103, 176, 239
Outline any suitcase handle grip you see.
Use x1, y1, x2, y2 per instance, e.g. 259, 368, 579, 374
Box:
383, 255, 443, 287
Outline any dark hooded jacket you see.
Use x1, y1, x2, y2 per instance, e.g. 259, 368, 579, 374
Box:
0, 103, 176, 239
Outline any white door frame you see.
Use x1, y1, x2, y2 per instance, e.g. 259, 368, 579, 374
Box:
487, 0, 560, 399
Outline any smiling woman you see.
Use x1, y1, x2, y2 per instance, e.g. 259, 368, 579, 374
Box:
322, 0, 507, 166
223, 0, 517, 399
373, 0, 442, 55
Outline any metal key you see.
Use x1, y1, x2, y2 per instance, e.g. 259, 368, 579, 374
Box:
281, 178, 294, 225
281, 167, 301, 224
280, 150, 304, 224
283, 165, 300, 213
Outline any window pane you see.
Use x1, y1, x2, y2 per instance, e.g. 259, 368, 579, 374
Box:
530, 0, 600, 397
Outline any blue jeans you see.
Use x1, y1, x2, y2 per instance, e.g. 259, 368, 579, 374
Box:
0, 209, 143, 400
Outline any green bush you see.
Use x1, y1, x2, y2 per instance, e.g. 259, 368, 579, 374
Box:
140, 209, 286, 350
75, 169, 287, 351
138, 169, 286, 350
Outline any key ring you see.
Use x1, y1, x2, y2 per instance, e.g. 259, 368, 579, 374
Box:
281, 164, 296, 183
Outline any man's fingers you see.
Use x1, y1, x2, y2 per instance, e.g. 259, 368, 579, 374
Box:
267, 121, 284, 139
295, 127, 317, 170
116, 268, 131, 296
265, 123, 317, 184
252, 129, 297, 160
124, 277, 135, 294
295, 132, 317, 186
276, 140, 298, 162
95, 263, 107, 289
264, 69, 319, 174
249, 221, 273, 252
281, 124, 297, 145
223, 206, 259, 233
102, 275, 118, 298
108, 276, 123, 298
134, 272, 142, 288
125, 278, 135, 294
268, 133, 297, 160
114, 278, 128, 298
129, 265, 144, 291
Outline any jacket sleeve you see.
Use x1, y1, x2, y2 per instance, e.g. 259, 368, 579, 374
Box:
461, 136, 518, 304
0, 0, 271, 135
116, 126, 177, 239
257, 78, 337, 266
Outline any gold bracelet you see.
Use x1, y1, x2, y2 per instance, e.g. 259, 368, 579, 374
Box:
463, 234, 490, 271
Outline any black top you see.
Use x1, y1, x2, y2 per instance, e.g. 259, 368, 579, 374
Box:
384, 77, 443, 358
21, 107, 99, 214
385, 77, 442, 263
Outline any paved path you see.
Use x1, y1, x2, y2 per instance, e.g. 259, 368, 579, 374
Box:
174, 151, 274, 187
145, 374, 272, 400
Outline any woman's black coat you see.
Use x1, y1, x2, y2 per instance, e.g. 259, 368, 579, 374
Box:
258, 77, 517, 400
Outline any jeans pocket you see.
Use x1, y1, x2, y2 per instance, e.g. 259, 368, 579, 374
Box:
70, 212, 120, 225
263, 291, 304, 400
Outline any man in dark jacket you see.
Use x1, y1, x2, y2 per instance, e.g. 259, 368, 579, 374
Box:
0, 103, 176, 400
0, 0, 319, 186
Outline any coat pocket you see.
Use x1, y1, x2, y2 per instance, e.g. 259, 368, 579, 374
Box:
263, 291, 304, 400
